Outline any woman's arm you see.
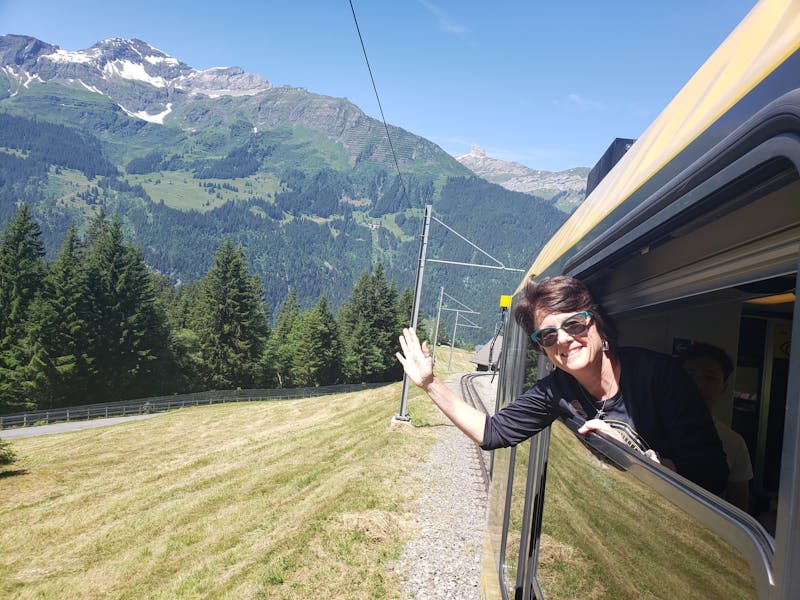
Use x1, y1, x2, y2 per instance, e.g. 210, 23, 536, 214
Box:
396, 328, 486, 444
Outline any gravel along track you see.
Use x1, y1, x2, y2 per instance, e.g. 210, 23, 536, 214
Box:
394, 373, 497, 599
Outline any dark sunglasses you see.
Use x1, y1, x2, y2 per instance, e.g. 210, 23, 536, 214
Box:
530, 311, 593, 349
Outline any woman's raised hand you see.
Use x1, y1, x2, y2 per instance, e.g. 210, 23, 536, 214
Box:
396, 328, 434, 389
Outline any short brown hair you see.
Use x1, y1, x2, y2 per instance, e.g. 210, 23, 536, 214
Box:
678, 342, 734, 380
514, 275, 618, 353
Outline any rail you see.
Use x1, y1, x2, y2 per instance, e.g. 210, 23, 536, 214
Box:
0, 383, 390, 429
460, 372, 496, 491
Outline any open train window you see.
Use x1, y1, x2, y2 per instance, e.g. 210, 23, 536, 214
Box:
539, 271, 796, 599
612, 274, 795, 518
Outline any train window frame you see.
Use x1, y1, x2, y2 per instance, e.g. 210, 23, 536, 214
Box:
532, 414, 776, 598
558, 130, 800, 599
771, 271, 800, 599
489, 282, 800, 599
491, 313, 543, 599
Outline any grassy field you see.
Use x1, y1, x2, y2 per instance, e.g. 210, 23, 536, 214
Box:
0, 350, 475, 599
127, 171, 283, 212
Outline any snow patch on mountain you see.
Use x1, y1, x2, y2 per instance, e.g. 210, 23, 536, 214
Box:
144, 55, 180, 67
75, 79, 104, 95
2, 65, 42, 95
103, 59, 168, 87
119, 102, 173, 124
46, 48, 94, 64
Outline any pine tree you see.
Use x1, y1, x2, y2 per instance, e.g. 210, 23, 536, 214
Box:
263, 288, 299, 387
0, 205, 45, 336
313, 296, 343, 386
338, 263, 401, 383
24, 224, 94, 407
0, 204, 46, 410
194, 240, 269, 389
338, 271, 376, 382
152, 274, 202, 392
287, 296, 342, 387
83, 213, 173, 401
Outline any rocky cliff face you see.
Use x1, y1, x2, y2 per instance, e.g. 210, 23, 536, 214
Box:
456, 144, 588, 213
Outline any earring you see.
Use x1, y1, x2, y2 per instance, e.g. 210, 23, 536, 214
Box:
547, 361, 555, 372
601, 339, 609, 352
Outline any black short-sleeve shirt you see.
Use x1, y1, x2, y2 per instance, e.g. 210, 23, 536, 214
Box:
480, 347, 729, 494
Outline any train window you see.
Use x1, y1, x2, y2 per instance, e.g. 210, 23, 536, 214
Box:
536, 420, 758, 599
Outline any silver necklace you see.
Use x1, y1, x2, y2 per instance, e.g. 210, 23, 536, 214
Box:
579, 385, 608, 419
595, 397, 608, 419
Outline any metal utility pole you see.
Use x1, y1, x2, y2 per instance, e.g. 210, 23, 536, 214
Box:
395, 204, 432, 422
431, 286, 444, 364
445, 309, 480, 371
449, 311, 460, 372
393, 205, 523, 423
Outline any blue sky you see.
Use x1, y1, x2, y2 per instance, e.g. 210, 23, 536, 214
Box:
1, 0, 757, 171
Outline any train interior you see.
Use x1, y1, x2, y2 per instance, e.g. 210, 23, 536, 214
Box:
616, 273, 794, 534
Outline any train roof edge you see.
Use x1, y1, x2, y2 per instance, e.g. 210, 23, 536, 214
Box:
515, 0, 800, 295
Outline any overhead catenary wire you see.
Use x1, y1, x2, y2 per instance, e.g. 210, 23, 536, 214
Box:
348, 0, 408, 201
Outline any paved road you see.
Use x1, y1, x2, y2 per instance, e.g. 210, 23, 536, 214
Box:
0, 414, 162, 439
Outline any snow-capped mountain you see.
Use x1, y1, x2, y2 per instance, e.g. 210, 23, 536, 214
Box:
0, 33, 455, 170
456, 144, 588, 213
0, 35, 271, 123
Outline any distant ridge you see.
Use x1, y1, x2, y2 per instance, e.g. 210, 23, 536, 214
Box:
456, 144, 588, 213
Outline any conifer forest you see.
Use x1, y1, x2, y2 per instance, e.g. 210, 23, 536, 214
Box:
0, 204, 420, 414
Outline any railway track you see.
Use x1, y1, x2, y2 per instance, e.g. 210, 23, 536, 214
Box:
460, 372, 497, 492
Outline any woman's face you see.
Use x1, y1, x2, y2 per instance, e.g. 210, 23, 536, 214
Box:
534, 309, 605, 374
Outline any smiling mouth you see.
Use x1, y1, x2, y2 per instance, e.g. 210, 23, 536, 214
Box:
560, 346, 584, 359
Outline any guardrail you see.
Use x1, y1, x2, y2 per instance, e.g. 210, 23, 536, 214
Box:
0, 383, 389, 429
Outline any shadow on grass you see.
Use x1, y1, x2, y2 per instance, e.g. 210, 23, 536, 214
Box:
0, 468, 28, 479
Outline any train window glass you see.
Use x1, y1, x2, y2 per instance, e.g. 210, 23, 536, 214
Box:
483, 445, 511, 597
502, 436, 532, 597
536, 420, 757, 599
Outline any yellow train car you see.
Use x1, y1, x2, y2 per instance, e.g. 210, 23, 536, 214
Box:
481, 0, 800, 597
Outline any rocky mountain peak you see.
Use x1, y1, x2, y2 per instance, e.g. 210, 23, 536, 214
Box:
456, 144, 589, 213
0, 34, 57, 67
469, 143, 486, 157
0, 34, 271, 107
457, 144, 531, 177
90, 37, 168, 61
